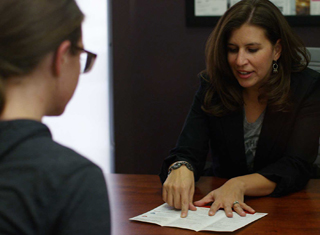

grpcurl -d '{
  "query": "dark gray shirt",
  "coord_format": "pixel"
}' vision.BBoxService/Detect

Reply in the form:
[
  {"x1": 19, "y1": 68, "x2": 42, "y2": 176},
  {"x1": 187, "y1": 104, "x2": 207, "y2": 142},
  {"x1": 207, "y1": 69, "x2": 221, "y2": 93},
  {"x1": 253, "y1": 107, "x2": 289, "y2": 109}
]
[
  {"x1": 0, "y1": 120, "x2": 111, "y2": 235},
  {"x1": 244, "y1": 110, "x2": 266, "y2": 172}
]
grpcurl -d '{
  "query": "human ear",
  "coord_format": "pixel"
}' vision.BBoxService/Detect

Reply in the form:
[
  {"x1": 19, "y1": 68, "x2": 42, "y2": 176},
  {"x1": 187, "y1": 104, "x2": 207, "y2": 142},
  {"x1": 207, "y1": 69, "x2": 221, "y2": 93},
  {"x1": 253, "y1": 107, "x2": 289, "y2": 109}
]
[
  {"x1": 53, "y1": 40, "x2": 72, "y2": 77},
  {"x1": 273, "y1": 39, "x2": 282, "y2": 61}
]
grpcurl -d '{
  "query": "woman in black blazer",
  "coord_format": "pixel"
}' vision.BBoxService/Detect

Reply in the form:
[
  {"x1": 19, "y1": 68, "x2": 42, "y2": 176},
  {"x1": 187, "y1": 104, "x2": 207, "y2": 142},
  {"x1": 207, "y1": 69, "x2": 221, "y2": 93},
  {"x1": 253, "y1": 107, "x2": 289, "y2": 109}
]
[{"x1": 160, "y1": 0, "x2": 320, "y2": 219}]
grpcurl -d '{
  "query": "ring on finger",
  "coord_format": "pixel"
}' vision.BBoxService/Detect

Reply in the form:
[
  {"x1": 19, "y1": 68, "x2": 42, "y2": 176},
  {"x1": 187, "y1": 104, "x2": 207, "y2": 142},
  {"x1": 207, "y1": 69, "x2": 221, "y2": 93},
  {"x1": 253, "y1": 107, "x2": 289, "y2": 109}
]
[{"x1": 233, "y1": 201, "x2": 240, "y2": 207}]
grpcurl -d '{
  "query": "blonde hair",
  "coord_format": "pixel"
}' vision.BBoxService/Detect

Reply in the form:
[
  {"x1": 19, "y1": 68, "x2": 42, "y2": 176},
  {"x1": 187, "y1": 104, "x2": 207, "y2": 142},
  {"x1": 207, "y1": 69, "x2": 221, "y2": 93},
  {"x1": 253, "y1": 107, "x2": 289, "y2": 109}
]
[{"x1": 0, "y1": 0, "x2": 84, "y2": 113}]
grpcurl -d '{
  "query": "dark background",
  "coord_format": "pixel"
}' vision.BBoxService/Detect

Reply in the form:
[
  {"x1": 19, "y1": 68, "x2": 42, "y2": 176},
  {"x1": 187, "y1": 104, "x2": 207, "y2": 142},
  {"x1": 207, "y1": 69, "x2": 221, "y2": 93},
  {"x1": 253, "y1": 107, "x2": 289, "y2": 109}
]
[{"x1": 111, "y1": 0, "x2": 320, "y2": 175}]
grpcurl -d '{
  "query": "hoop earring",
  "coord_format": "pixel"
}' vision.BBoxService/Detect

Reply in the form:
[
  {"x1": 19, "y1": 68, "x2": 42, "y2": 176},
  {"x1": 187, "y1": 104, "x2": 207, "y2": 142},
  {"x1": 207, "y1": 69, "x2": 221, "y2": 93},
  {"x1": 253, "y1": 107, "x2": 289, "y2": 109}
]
[{"x1": 273, "y1": 60, "x2": 278, "y2": 73}]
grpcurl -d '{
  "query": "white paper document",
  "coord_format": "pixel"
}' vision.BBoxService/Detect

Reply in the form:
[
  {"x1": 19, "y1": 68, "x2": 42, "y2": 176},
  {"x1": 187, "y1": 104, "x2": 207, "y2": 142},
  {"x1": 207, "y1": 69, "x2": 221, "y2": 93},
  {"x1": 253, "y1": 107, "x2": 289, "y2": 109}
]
[{"x1": 129, "y1": 203, "x2": 267, "y2": 232}]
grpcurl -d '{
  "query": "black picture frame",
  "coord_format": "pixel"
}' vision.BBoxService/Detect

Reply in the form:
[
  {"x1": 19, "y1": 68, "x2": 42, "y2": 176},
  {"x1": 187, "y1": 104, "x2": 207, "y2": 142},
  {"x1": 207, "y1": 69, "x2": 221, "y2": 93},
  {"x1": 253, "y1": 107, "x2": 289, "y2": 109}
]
[{"x1": 186, "y1": 0, "x2": 320, "y2": 27}]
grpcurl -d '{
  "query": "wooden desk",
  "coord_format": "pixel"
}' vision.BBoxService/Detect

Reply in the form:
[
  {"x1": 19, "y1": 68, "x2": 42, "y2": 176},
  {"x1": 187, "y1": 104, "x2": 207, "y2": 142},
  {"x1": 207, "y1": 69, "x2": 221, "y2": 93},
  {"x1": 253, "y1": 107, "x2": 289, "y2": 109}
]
[{"x1": 106, "y1": 174, "x2": 320, "y2": 235}]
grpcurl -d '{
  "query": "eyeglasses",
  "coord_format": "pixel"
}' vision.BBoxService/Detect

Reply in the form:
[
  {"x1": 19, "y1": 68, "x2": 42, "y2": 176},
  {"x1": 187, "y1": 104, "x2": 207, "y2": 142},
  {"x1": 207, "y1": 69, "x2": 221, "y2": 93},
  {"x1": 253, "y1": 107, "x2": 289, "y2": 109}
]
[{"x1": 73, "y1": 46, "x2": 97, "y2": 73}]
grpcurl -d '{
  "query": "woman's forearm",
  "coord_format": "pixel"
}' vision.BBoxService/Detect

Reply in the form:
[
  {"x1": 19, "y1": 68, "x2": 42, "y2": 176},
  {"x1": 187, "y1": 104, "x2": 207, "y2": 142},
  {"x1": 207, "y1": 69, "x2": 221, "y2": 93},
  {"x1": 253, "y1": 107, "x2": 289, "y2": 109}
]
[{"x1": 229, "y1": 173, "x2": 277, "y2": 196}]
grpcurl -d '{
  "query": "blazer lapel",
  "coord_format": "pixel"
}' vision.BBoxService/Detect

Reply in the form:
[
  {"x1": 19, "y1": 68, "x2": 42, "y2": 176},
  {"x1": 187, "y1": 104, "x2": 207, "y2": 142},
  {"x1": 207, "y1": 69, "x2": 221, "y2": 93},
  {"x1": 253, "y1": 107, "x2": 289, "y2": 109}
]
[
  {"x1": 254, "y1": 107, "x2": 292, "y2": 171},
  {"x1": 220, "y1": 109, "x2": 248, "y2": 175}
]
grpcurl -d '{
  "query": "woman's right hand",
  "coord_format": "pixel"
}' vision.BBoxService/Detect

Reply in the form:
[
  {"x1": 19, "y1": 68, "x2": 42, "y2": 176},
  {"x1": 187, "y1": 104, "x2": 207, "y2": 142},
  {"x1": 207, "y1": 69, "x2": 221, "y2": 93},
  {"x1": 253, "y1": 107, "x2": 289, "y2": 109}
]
[{"x1": 162, "y1": 165, "x2": 197, "y2": 218}]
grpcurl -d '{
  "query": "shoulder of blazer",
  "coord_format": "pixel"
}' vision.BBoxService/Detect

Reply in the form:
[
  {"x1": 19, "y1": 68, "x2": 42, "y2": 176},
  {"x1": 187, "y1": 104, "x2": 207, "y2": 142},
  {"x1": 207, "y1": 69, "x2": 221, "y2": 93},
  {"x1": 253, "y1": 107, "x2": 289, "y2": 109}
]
[
  {"x1": 198, "y1": 71, "x2": 210, "y2": 86},
  {"x1": 291, "y1": 67, "x2": 320, "y2": 88},
  {"x1": 290, "y1": 67, "x2": 320, "y2": 99},
  {"x1": 196, "y1": 71, "x2": 211, "y2": 99}
]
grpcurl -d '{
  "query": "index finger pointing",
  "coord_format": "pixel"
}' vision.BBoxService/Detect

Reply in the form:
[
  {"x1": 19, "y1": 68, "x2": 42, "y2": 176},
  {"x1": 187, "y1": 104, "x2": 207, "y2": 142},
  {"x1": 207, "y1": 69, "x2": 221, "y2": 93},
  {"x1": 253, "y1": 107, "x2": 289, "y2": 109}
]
[{"x1": 180, "y1": 193, "x2": 189, "y2": 218}]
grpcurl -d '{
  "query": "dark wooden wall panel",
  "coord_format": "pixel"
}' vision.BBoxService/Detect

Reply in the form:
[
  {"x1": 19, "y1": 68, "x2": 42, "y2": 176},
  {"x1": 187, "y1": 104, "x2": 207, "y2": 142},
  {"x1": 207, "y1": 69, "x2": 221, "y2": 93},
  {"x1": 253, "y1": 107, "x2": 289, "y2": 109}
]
[{"x1": 112, "y1": 0, "x2": 320, "y2": 174}]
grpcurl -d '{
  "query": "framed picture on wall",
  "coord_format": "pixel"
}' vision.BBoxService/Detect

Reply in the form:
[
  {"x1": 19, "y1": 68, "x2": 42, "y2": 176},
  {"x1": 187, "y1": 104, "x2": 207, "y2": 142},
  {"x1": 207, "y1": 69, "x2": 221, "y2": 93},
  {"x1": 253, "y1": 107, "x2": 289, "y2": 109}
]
[{"x1": 186, "y1": 0, "x2": 320, "y2": 27}]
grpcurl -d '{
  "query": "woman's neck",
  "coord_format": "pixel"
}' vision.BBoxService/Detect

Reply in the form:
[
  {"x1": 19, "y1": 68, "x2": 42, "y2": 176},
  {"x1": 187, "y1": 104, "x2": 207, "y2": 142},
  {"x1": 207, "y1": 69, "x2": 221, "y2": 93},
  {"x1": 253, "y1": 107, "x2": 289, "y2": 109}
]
[
  {"x1": 243, "y1": 88, "x2": 267, "y2": 123},
  {"x1": 0, "y1": 74, "x2": 53, "y2": 121}
]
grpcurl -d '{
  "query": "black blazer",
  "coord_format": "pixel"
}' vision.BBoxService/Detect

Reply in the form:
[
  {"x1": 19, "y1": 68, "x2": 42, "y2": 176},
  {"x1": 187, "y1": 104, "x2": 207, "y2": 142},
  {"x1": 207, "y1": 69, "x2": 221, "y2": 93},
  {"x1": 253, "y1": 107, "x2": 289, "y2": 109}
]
[{"x1": 160, "y1": 68, "x2": 320, "y2": 197}]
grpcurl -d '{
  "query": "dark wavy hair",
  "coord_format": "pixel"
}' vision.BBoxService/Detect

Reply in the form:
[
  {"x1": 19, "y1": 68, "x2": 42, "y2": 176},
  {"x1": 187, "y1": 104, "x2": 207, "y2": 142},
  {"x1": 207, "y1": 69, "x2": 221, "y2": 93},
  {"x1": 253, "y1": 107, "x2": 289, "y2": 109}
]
[
  {"x1": 202, "y1": 0, "x2": 310, "y2": 116},
  {"x1": 0, "y1": 0, "x2": 84, "y2": 113}
]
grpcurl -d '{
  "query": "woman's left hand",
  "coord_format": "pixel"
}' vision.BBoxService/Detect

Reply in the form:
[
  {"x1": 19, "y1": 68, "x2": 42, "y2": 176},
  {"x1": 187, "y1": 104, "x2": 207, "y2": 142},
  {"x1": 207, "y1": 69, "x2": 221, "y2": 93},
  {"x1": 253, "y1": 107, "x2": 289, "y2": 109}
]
[{"x1": 194, "y1": 178, "x2": 255, "y2": 218}]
